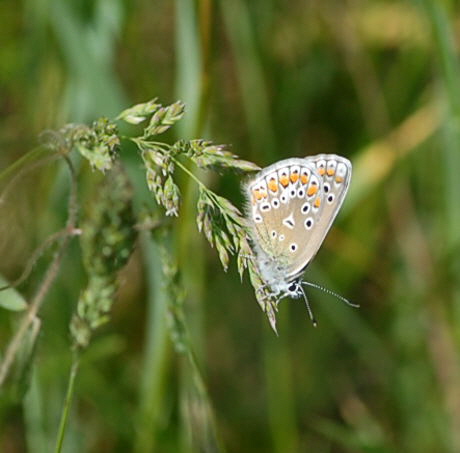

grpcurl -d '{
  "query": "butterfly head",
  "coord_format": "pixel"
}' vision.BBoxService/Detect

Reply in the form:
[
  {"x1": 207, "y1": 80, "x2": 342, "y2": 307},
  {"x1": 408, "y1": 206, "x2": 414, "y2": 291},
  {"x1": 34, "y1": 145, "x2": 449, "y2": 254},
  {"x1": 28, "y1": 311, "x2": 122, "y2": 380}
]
[{"x1": 285, "y1": 279, "x2": 304, "y2": 299}]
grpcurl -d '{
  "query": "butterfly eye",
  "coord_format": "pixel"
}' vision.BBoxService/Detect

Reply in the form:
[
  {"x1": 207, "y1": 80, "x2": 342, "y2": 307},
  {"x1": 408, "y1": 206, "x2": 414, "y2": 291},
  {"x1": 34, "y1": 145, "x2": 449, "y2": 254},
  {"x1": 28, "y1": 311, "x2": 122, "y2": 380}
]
[{"x1": 288, "y1": 282, "x2": 297, "y2": 292}]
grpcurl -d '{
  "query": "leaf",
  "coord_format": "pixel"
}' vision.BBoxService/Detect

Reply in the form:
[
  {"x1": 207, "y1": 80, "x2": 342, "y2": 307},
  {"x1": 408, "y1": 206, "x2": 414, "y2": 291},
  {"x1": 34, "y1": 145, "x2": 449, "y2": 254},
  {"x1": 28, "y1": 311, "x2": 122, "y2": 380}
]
[{"x1": 0, "y1": 275, "x2": 27, "y2": 311}]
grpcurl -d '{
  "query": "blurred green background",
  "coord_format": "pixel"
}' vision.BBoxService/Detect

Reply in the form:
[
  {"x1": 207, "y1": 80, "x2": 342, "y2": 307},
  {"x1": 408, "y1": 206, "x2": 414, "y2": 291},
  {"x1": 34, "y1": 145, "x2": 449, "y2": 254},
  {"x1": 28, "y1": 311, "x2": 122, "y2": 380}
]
[{"x1": 2, "y1": 0, "x2": 460, "y2": 452}]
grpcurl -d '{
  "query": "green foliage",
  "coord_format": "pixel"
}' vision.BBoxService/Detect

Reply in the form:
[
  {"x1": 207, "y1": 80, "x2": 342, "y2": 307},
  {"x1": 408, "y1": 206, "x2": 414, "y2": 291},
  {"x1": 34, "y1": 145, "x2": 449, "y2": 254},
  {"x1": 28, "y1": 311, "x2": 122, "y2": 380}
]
[
  {"x1": 2, "y1": 1, "x2": 460, "y2": 453},
  {"x1": 116, "y1": 98, "x2": 162, "y2": 125},
  {"x1": 0, "y1": 95, "x2": 264, "y2": 451},
  {"x1": 0, "y1": 275, "x2": 27, "y2": 311},
  {"x1": 180, "y1": 139, "x2": 260, "y2": 172},
  {"x1": 74, "y1": 118, "x2": 120, "y2": 172},
  {"x1": 70, "y1": 166, "x2": 137, "y2": 350}
]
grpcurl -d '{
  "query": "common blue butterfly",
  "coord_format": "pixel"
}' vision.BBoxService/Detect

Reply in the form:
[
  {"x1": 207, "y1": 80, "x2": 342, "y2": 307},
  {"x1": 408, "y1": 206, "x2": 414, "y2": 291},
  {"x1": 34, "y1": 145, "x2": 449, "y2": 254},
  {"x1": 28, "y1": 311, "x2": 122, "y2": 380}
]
[{"x1": 245, "y1": 154, "x2": 356, "y2": 327}]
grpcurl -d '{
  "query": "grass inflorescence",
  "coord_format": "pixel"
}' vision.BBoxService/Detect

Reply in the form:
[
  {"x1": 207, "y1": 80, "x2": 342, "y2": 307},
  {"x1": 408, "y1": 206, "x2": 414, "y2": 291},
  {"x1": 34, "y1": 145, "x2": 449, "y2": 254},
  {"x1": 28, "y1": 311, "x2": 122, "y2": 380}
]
[{"x1": 0, "y1": 97, "x2": 277, "y2": 451}]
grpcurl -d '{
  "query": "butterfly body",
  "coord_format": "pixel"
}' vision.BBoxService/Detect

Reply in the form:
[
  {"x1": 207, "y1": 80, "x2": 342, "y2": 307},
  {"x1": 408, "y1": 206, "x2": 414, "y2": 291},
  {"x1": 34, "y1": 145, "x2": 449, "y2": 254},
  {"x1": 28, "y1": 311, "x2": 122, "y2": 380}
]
[
  {"x1": 245, "y1": 154, "x2": 352, "y2": 307},
  {"x1": 250, "y1": 241, "x2": 304, "y2": 297}
]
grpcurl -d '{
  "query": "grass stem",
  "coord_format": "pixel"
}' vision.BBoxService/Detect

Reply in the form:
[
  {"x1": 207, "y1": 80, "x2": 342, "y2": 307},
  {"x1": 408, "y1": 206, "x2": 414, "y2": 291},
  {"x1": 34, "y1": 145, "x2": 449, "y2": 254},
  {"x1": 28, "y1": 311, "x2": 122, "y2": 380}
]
[{"x1": 54, "y1": 353, "x2": 80, "y2": 453}]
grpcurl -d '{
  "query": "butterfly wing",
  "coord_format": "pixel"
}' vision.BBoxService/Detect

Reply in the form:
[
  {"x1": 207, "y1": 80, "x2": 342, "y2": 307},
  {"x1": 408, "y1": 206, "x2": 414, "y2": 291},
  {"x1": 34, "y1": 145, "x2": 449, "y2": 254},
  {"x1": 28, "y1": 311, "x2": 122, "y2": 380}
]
[
  {"x1": 288, "y1": 154, "x2": 352, "y2": 277},
  {"x1": 246, "y1": 158, "x2": 324, "y2": 266},
  {"x1": 245, "y1": 154, "x2": 351, "y2": 279}
]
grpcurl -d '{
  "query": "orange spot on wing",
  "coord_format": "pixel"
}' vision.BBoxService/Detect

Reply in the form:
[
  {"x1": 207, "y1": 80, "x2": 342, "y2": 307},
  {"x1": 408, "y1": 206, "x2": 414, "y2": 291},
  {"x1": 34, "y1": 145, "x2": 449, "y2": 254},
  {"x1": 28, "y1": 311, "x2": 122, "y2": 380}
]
[
  {"x1": 253, "y1": 189, "x2": 263, "y2": 201},
  {"x1": 327, "y1": 168, "x2": 335, "y2": 176},
  {"x1": 318, "y1": 167, "x2": 326, "y2": 175},
  {"x1": 290, "y1": 173, "x2": 299, "y2": 183},
  {"x1": 314, "y1": 197, "x2": 321, "y2": 208},
  {"x1": 268, "y1": 179, "x2": 278, "y2": 192},
  {"x1": 307, "y1": 185, "x2": 318, "y2": 196},
  {"x1": 260, "y1": 190, "x2": 268, "y2": 198},
  {"x1": 335, "y1": 176, "x2": 344, "y2": 183},
  {"x1": 279, "y1": 175, "x2": 289, "y2": 187},
  {"x1": 300, "y1": 174, "x2": 309, "y2": 184}
]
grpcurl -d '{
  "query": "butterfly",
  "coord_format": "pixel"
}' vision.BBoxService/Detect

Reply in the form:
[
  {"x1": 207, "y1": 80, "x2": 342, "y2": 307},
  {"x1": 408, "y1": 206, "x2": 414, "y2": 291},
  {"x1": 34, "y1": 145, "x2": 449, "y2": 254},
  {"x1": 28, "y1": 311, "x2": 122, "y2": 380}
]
[{"x1": 244, "y1": 154, "x2": 356, "y2": 327}]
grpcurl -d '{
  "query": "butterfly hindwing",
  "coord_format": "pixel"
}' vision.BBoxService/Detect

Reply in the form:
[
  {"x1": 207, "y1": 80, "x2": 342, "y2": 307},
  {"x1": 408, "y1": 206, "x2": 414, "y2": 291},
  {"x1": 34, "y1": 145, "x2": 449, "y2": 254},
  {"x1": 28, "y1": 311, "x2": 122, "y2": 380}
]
[{"x1": 245, "y1": 155, "x2": 351, "y2": 279}]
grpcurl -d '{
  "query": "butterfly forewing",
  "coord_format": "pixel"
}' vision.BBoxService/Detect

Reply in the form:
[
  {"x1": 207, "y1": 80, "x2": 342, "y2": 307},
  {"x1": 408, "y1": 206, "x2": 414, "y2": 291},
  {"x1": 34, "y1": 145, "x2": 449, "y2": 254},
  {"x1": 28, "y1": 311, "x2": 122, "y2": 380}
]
[{"x1": 287, "y1": 154, "x2": 352, "y2": 277}]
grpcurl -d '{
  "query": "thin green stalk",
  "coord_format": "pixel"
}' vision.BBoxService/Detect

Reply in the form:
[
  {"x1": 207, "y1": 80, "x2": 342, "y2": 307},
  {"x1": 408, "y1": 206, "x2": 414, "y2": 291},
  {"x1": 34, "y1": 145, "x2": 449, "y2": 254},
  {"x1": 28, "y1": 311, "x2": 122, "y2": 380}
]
[
  {"x1": 131, "y1": 137, "x2": 210, "y2": 191},
  {"x1": 173, "y1": 158, "x2": 208, "y2": 190},
  {"x1": 174, "y1": 158, "x2": 246, "y2": 233},
  {"x1": 0, "y1": 147, "x2": 50, "y2": 184},
  {"x1": 0, "y1": 156, "x2": 78, "y2": 387},
  {"x1": 130, "y1": 138, "x2": 170, "y2": 151},
  {"x1": 0, "y1": 228, "x2": 69, "y2": 292},
  {"x1": 0, "y1": 151, "x2": 60, "y2": 204},
  {"x1": 133, "y1": 235, "x2": 172, "y2": 453},
  {"x1": 219, "y1": 2, "x2": 300, "y2": 451},
  {"x1": 418, "y1": 0, "x2": 460, "y2": 248},
  {"x1": 175, "y1": 1, "x2": 216, "y2": 452},
  {"x1": 54, "y1": 353, "x2": 80, "y2": 453},
  {"x1": 219, "y1": 0, "x2": 276, "y2": 160},
  {"x1": 263, "y1": 311, "x2": 299, "y2": 453}
]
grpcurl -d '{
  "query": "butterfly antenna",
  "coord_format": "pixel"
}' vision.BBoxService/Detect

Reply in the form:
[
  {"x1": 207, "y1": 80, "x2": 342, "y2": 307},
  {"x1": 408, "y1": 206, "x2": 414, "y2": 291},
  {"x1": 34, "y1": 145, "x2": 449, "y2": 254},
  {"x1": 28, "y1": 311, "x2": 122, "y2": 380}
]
[
  {"x1": 299, "y1": 285, "x2": 318, "y2": 327},
  {"x1": 302, "y1": 281, "x2": 360, "y2": 308}
]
